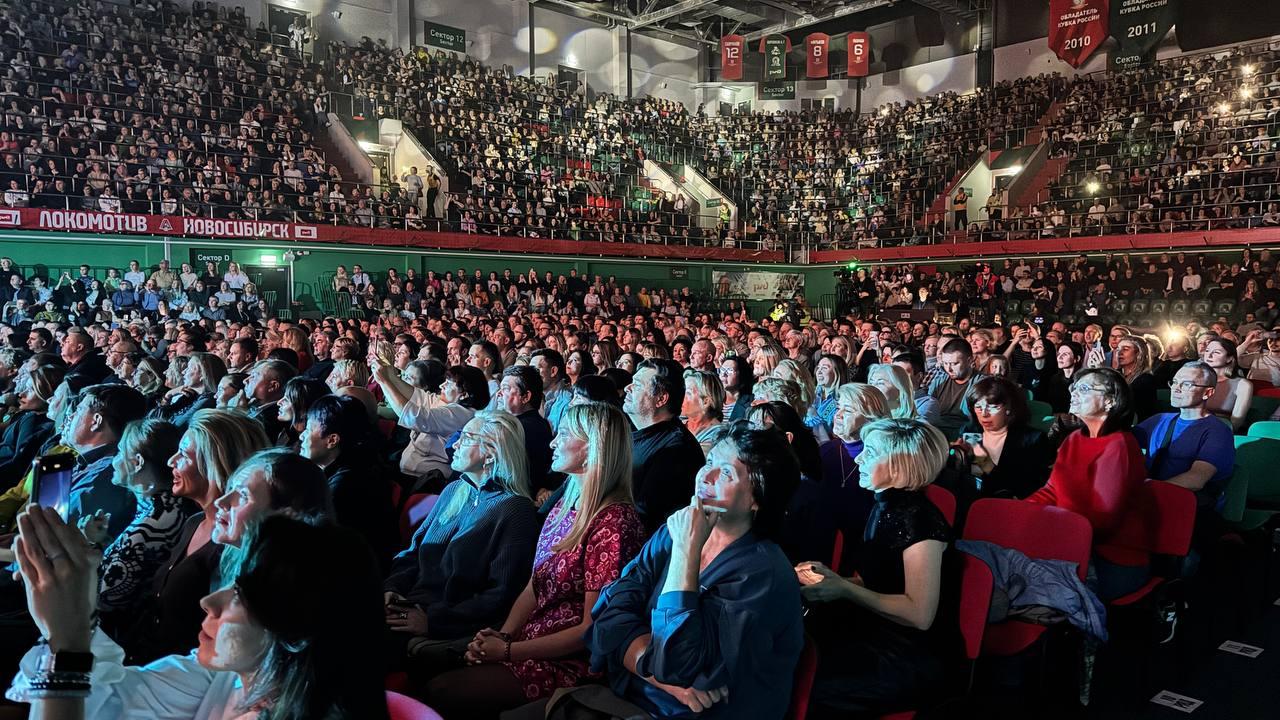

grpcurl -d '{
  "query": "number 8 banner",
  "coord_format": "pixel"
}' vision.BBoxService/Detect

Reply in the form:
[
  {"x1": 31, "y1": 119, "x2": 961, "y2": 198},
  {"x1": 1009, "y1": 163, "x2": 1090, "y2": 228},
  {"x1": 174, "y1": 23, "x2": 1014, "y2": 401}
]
[
  {"x1": 846, "y1": 31, "x2": 870, "y2": 78},
  {"x1": 1048, "y1": 0, "x2": 1109, "y2": 68},
  {"x1": 805, "y1": 33, "x2": 830, "y2": 79}
]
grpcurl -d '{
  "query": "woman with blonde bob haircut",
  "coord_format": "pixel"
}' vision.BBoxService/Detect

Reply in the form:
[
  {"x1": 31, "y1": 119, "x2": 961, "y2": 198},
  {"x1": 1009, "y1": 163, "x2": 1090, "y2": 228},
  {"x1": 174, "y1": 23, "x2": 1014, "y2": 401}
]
[
  {"x1": 798, "y1": 418, "x2": 953, "y2": 717},
  {"x1": 430, "y1": 403, "x2": 647, "y2": 718},
  {"x1": 754, "y1": 377, "x2": 807, "y2": 419},
  {"x1": 867, "y1": 363, "x2": 918, "y2": 419},
  {"x1": 682, "y1": 369, "x2": 725, "y2": 451},
  {"x1": 383, "y1": 409, "x2": 541, "y2": 686}
]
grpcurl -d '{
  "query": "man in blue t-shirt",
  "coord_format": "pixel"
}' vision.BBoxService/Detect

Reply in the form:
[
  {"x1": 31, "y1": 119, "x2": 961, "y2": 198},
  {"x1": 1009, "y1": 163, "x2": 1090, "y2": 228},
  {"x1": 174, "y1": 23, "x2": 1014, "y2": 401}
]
[{"x1": 1134, "y1": 362, "x2": 1235, "y2": 512}]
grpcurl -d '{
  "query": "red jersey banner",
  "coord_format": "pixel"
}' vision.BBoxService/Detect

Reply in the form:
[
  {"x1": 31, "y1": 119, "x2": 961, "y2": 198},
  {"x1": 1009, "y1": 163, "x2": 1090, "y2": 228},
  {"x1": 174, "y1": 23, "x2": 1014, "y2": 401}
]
[
  {"x1": 805, "y1": 33, "x2": 830, "y2": 79},
  {"x1": 720, "y1": 35, "x2": 746, "y2": 81},
  {"x1": 846, "y1": 32, "x2": 870, "y2": 77},
  {"x1": 1048, "y1": 0, "x2": 1109, "y2": 68}
]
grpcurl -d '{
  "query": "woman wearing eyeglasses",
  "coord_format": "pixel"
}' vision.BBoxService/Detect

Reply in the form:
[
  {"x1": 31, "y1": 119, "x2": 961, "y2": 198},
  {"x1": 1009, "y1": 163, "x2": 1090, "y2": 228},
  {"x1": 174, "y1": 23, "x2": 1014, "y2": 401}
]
[
  {"x1": 382, "y1": 410, "x2": 540, "y2": 688},
  {"x1": 953, "y1": 376, "x2": 1053, "y2": 499},
  {"x1": 1028, "y1": 368, "x2": 1147, "y2": 600}
]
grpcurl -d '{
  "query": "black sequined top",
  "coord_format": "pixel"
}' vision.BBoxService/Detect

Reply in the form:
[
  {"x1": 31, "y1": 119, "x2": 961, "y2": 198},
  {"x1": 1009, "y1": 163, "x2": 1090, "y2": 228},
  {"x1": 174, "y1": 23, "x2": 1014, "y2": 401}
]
[{"x1": 859, "y1": 488, "x2": 953, "y2": 596}]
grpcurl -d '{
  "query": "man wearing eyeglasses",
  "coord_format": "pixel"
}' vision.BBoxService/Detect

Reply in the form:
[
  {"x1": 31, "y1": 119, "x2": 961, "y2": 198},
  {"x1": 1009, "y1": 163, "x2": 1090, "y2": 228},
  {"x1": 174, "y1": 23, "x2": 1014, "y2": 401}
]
[{"x1": 1133, "y1": 361, "x2": 1235, "y2": 519}]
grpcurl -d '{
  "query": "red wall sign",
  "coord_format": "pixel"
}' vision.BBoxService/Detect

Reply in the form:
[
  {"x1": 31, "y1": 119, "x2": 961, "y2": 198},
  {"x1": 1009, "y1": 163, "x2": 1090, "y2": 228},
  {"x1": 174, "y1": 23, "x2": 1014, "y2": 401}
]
[{"x1": 1048, "y1": 0, "x2": 1109, "y2": 68}]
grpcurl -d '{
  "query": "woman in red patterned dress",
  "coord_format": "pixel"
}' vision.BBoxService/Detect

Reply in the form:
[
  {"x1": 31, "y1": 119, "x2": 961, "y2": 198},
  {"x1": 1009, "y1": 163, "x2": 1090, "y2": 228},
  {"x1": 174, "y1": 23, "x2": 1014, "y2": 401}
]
[{"x1": 427, "y1": 402, "x2": 647, "y2": 719}]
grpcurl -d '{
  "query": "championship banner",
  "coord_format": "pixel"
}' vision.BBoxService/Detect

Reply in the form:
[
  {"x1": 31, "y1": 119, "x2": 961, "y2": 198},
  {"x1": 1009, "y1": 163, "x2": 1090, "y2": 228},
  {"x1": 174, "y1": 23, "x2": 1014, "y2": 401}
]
[
  {"x1": 712, "y1": 270, "x2": 804, "y2": 301},
  {"x1": 1110, "y1": 0, "x2": 1174, "y2": 59},
  {"x1": 720, "y1": 34, "x2": 746, "y2": 81},
  {"x1": 805, "y1": 33, "x2": 830, "y2": 79},
  {"x1": 846, "y1": 32, "x2": 871, "y2": 77},
  {"x1": 1048, "y1": 0, "x2": 1109, "y2": 68},
  {"x1": 759, "y1": 34, "x2": 791, "y2": 81}
]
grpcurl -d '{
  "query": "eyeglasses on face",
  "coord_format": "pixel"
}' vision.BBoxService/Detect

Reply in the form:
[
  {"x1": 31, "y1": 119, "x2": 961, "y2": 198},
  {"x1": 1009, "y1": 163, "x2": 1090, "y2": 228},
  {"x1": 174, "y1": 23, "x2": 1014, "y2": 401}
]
[
  {"x1": 1168, "y1": 380, "x2": 1213, "y2": 391},
  {"x1": 1069, "y1": 384, "x2": 1108, "y2": 396}
]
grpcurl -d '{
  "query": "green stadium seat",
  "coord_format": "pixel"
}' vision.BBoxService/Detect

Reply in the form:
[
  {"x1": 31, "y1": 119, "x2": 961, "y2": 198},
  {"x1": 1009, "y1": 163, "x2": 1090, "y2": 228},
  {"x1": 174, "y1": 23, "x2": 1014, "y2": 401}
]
[
  {"x1": 1019, "y1": 299, "x2": 1035, "y2": 314},
  {"x1": 1213, "y1": 300, "x2": 1235, "y2": 317},
  {"x1": 1110, "y1": 299, "x2": 1129, "y2": 315},
  {"x1": 1027, "y1": 400, "x2": 1053, "y2": 421},
  {"x1": 1148, "y1": 299, "x2": 1168, "y2": 317},
  {"x1": 1230, "y1": 436, "x2": 1280, "y2": 530},
  {"x1": 1247, "y1": 421, "x2": 1280, "y2": 440},
  {"x1": 1169, "y1": 299, "x2": 1190, "y2": 318},
  {"x1": 1191, "y1": 300, "x2": 1212, "y2": 316},
  {"x1": 1129, "y1": 299, "x2": 1149, "y2": 316}
]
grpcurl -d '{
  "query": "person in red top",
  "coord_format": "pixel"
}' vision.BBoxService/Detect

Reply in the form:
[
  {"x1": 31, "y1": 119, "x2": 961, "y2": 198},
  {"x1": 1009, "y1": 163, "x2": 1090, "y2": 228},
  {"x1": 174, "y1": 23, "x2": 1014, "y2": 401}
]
[{"x1": 1027, "y1": 367, "x2": 1149, "y2": 601}]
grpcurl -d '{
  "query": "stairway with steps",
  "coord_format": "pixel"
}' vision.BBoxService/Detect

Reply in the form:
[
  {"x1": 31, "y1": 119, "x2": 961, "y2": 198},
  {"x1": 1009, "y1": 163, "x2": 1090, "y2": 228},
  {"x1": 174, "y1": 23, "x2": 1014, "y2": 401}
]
[
  {"x1": 1009, "y1": 155, "x2": 1069, "y2": 210},
  {"x1": 918, "y1": 168, "x2": 968, "y2": 228},
  {"x1": 1024, "y1": 100, "x2": 1064, "y2": 147}
]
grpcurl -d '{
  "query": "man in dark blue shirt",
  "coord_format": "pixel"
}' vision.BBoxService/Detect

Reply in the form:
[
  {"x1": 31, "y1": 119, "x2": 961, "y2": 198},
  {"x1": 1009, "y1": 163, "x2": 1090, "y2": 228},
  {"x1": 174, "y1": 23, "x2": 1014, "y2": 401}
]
[
  {"x1": 1134, "y1": 362, "x2": 1235, "y2": 513},
  {"x1": 624, "y1": 360, "x2": 704, "y2": 533}
]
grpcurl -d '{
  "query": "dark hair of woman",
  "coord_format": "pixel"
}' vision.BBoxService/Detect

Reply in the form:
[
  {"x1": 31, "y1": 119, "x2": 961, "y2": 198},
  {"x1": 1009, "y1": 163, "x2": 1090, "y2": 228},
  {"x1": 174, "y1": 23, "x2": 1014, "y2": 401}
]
[
  {"x1": 746, "y1": 401, "x2": 821, "y2": 481},
  {"x1": 710, "y1": 422, "x2": 801, "y2": 541},
  {"x1": 965, "y1": 375, "x2": 1030, "y2": 426},
  {"x1": 573, "y1": 374, "x2": 623, "y2": 407},
  {"x1": 446, "y1": 364, "x2": 491, "y2": 410},
  {"x1": 724, "y1": 354, "x2": 755, "y2": 395},
  {"x1": 234, "y1": 514, "x2": 389, "y2": 720}
]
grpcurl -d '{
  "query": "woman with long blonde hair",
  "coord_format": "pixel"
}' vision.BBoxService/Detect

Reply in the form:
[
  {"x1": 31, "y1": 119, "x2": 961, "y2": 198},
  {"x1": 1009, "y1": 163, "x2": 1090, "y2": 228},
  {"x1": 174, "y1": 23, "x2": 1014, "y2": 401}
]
[
  {"x1": 117, "y1": 408, "x2": 269, "y2": 663},
  {"x1": 382, "y1": 409, "x2": 541, "y2": 678},
  {"x1": 430, "y1": 402, "x2": 646, "y2": 718},
  {"x1": 280, "y1": 326, "x2": 314, "y2": 371},
  {"x1": 772, "y1": 358, "x2": 816, "y2": 418},
  {"x1": 867, "y1": 363, "x2": 918, "y2": 419}
]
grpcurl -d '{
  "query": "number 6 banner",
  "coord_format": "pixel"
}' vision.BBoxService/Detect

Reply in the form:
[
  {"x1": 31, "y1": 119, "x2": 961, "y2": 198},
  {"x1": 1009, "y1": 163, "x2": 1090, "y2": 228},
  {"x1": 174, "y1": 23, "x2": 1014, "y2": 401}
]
[
  {"x1": 846, "y1": 31, "x2": 870, "y2": 77},
  {"x1": 805, "y1": 33, "x2": 830, "y2": 79},
  {"x1": 1048, "y1": 0, "x2": 1109, "y2": 68}
]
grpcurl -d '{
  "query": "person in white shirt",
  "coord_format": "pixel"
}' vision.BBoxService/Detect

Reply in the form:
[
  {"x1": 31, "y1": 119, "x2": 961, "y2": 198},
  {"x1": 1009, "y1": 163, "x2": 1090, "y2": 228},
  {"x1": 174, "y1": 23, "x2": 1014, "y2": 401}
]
[
  {"x1": 7, "y1": 509, "x2": 389, "y2": 720},
  {"x1": 123, "y1": 260, "x2": 146, "y2": 288},
  {"x1": 1238, "y1": 328, "x2": 1280, "y2": 386}
]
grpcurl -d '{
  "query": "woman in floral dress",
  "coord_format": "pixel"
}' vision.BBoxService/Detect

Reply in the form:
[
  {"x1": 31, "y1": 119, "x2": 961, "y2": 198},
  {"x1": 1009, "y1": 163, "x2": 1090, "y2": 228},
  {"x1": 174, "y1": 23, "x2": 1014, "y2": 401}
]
[{"x1": 427, "y1": 402, "x2": 647, "y2": 719}]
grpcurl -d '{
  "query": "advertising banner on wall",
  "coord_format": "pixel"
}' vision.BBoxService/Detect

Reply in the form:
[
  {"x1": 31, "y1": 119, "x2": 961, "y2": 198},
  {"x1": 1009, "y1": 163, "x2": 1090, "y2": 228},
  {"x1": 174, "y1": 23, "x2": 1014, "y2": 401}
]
[
  {"x1": 0, "y1": 208, "x2": 783, "y2": 262},
  {"x1": 1110, "y1": 0, "x2": 1175, "y2": 59},
  {"x1": 759, "y1": 34, "x2": 791, "y2": 80},
  {"x1": 712, "y1": 270, "x2": 805, "y2": 300},
  {"x1": 1048, "y1": 0, "x2": 1110, "y2": 68},
  {"x1": 720, "y1": 34, "x2": 746, "y2": 81},
  {"x1": 805, "y1": 33, "x2": 831, "y2": 79},
  {"x1": 423, "y1": 21, "x2": 466, "y2": 52},
  {"x1": 846, "y1": 32, "x2": 871, "y2": 77}
]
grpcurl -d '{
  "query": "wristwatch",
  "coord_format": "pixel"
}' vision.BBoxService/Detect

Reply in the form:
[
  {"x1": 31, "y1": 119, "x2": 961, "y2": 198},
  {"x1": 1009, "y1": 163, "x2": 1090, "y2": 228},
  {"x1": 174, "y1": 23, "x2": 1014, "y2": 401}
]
[{"x1": 36, "y1": 647, "x2": 94, "y2": 675}]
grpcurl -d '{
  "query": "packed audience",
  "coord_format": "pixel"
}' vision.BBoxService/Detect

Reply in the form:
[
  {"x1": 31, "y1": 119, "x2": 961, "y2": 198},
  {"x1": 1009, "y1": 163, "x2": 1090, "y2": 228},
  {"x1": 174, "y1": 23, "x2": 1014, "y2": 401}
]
[
  {"x1": 0, "y1": 1, "x2": 1276, "y2": 254},
  {"x1": 973, "y1": 42, "x2": 1280, "y2": 239},
  {"x1": 0, "y1": 244, "x2": 1270, "y2": 719}
]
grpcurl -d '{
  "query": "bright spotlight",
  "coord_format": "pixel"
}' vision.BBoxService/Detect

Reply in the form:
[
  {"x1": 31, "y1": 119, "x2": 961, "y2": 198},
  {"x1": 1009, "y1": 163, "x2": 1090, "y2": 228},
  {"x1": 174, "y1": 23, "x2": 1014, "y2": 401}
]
[
  {"x1": 1217, "y1": 102, "x2": 1231, "y2": 114},
  {"x1": 1240, "y1": 86, "x2": 1254, "y2": 99},
  {"x1": 1086, "y1": 181, "x2": 1100, "y2": 194},
  {"x1": 1243, "y1": 64, "x2": 1255, "y2": 76},
  {"x1": 1008, "y1": 165, "x2": 1023, "y2": 174}
]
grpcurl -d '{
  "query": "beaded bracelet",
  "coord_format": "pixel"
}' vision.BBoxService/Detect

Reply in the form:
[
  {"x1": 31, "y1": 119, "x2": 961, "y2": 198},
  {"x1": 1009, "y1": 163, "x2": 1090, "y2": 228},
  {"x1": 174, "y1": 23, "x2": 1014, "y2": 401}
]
[{"x1": 503, "y1": 639, "x2": 512, "y2": 663}]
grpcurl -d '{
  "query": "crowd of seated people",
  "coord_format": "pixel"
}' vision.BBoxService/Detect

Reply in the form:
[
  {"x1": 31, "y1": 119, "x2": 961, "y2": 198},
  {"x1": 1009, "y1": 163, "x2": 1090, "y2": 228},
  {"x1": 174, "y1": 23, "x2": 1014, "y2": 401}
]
[
  {"x1": 971, "y1": 42, "x2": 1280, "y2": 239},
  {"x1": 0, "y1": 244, "x2": 1267, "y2": 718},
  {"x1": 0, "y1": 0, "x2": 431, "y2": 229},
  {"x1": 689, "y1": 74, "x2": 1063, "y2": 249},
  {"x1": 0, "y1": 0, "x2": 1274, "y2": 256}
]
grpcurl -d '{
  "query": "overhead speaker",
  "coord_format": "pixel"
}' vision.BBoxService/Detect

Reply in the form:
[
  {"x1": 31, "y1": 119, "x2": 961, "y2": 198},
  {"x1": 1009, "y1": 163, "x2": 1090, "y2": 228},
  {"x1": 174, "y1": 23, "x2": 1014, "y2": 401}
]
[
  {"x1": 881, "y1": 42, "x2": 908, "y2": 71},
  {"x1": 914, "y1": 9, "x2": 945, "y2": 47}
]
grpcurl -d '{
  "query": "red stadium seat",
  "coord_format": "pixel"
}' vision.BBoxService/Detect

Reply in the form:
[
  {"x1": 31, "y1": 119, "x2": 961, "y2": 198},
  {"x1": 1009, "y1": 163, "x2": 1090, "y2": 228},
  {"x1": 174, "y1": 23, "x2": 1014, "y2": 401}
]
[
  {"x1": 924, "y1": 484, "x2": 957, "y2": 526},
  {"x1": 786, "y1": 634, "x2": 819, "y2": 720},
  {"x1": 962, "y1": 499, "x2": 1092, "y2": 656},
  {"x1": 1104, "y1": 481, "x2": 1197, "y2": 608},
  {"x1": 399, "y1": 493, "x2": 440, "y2": 545}
]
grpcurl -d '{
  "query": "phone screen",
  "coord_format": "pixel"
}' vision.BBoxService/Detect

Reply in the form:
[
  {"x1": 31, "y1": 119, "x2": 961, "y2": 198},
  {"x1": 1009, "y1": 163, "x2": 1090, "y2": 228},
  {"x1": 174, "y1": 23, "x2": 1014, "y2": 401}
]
[{"x1": 34, "y1": 453, "x2": 76, "y2": 521}]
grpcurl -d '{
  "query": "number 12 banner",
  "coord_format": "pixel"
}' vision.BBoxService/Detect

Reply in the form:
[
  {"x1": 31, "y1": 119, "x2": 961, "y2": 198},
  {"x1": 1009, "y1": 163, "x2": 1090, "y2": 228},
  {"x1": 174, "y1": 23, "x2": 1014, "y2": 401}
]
[{"x1": 1048, "y1": 0, "x2": 1109, "y2": 68}]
